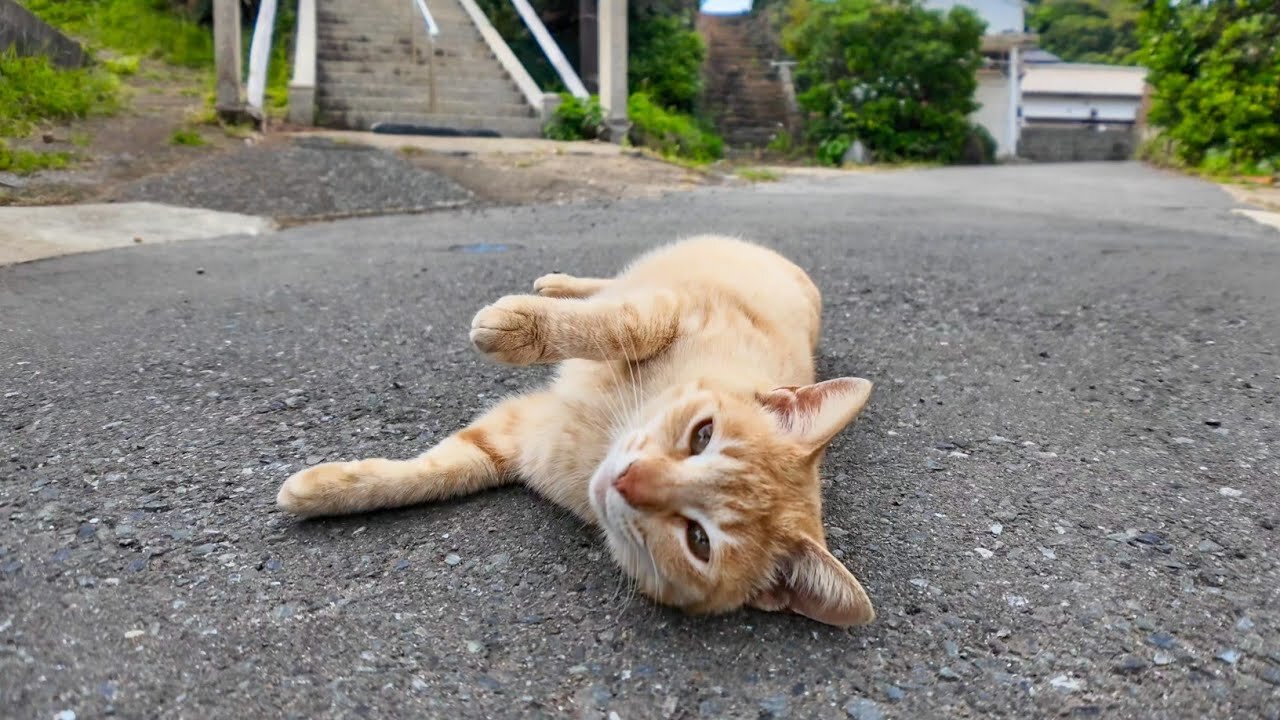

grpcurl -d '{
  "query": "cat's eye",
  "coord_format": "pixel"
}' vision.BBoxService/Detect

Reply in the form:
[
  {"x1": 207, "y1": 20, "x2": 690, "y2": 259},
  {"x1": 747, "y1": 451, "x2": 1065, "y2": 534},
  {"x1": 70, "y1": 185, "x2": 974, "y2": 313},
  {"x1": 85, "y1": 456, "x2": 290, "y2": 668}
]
[
  {"x1": 689, "y1": 419, "x2": 713, "y2": 455},
  {"x1": 685, "y1": 519, "x2": 711, "y2": 562}
]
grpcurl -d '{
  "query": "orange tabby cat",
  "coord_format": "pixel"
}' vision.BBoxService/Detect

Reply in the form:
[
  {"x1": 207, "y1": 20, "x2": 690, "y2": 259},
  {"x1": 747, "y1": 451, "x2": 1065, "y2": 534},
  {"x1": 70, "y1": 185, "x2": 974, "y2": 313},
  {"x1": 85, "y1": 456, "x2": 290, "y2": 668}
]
[{"x1": 277, "y1": 235, "x2": 876, "y2": 626}]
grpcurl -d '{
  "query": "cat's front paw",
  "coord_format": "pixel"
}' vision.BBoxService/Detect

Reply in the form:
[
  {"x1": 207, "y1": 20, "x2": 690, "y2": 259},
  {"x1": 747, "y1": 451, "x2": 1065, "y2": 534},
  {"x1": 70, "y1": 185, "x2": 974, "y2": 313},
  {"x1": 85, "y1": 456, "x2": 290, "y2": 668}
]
[
  {"x1": 533, "y1": 273, "x2": 579, "y2": 298},
  {"x1": 469, "y1": 295, "x2": 551, "y2": 365},
  {"x1": 277, "y1": 462, "x2": 352, "y2": 517}
]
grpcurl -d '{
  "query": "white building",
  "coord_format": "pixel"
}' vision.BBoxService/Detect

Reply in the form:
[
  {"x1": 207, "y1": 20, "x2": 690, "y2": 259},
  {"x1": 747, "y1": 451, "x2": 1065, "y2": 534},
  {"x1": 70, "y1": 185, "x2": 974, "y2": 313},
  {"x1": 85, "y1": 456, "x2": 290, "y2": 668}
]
[
  {"x1": 924, "y1": 0, "x2": 1034, "y2": 159},
  {"x1": 1021, "y1": 63, "x2": 1148, "y2": 125}
]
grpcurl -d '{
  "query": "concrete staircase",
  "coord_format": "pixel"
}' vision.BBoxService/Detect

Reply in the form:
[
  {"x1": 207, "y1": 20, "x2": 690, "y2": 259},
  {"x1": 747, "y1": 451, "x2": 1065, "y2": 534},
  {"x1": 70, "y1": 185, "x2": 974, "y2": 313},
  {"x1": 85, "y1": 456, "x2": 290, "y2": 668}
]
[
  {"x1": 315, "y1": 0, "x2": 543, "y2": 135},
  {"x1": 697, "y1": 12, "x2": 795, "y2": 147}
]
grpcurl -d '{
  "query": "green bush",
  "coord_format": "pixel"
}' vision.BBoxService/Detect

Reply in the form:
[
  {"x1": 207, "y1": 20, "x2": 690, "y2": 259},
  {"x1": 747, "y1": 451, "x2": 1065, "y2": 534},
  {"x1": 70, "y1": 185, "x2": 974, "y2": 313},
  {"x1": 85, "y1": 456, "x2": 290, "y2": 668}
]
[
  {"x1": 0, "y1": 50, "x2": 121, "y2": 137},
  {"x1": 627, "y1": 91, "x2": 722, "y2": 163},
  {"x1": 1136, "y1": 0, "x2": 1279, "y2": 175},
  {"x1": 628, "y1": 9, "x2": 705, "y2": 113},
  {"x1": 543, "y1": 93, "x2": 605, "y2": 141},
  {"x1": 24, "y1": 0, "x2": 215, "y2": 68},
  {"x1": 782, "y1": 0, "x2": 985, "y2": 165}
]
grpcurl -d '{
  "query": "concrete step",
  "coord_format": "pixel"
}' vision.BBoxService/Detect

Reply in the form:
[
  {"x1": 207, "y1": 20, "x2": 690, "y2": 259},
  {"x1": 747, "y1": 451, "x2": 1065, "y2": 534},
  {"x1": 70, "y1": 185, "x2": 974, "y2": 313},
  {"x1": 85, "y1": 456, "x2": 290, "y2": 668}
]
[
  {"x1": 316, "y1": 109, "x2": 544, "y2": 136},
  {"x1": 317, "y1": 67, "x2": 526, "y2": 89},
  {"x1": 317, "y1": 97, "x2": 535, "y2": 118},
  {"x1": 316, "y1": 60, "x2": 519, "y2": 79},
  {"x1": 319, "y1": 81, "x2": 526, "y2": 101}
]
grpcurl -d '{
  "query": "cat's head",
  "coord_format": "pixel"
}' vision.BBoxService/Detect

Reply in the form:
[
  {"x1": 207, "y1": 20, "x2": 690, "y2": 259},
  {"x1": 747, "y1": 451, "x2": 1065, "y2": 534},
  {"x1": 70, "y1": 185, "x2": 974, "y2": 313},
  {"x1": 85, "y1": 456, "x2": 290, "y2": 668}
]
[{"x1": 587, "y1": 376, "x2": 875, "y2": 627}]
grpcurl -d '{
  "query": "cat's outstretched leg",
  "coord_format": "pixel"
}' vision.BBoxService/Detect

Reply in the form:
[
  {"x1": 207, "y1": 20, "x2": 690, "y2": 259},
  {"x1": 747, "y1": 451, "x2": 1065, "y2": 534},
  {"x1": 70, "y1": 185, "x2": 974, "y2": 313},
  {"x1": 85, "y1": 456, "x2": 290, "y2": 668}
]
[
  {"x1": 533, "y1": 273, "x2": 610, "y2": 299},
  {"x1": 276, "y1": 393, "x2": 546, "y2": 517},
  {"x1": 470, "y1": 289, "x2": 680, "y2": 365}
]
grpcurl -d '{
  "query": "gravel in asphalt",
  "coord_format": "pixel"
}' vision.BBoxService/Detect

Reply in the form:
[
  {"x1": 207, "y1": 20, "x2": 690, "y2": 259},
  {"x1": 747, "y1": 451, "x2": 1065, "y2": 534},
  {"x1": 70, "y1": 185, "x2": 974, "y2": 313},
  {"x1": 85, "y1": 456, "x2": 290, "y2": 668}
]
[{"x1": 2, "y1": 162, "x2": 1278, "y2": 718}]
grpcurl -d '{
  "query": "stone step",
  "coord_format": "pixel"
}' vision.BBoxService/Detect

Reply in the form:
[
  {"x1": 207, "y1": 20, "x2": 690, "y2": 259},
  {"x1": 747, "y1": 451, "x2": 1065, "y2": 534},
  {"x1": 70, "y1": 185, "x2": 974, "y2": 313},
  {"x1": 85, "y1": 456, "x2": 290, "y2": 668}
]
[{"x1": 316, "y1": 109, "x2": 544, "y2": 136}]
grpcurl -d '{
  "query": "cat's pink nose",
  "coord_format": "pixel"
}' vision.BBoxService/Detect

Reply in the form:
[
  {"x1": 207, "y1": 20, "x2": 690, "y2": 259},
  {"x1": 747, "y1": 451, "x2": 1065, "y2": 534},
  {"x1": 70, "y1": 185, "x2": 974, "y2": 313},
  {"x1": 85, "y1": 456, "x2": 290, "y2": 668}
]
[{"x1": 612, "y1": 462, "x2": 641, "y2": 506}]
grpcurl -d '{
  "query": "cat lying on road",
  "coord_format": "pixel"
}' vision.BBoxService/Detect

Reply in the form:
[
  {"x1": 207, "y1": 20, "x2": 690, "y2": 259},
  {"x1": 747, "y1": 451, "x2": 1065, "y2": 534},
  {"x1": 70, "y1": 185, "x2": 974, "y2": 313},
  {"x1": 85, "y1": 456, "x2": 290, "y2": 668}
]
[{"x1": 277, "y1": 235, "x2": 876, "y2": 627}]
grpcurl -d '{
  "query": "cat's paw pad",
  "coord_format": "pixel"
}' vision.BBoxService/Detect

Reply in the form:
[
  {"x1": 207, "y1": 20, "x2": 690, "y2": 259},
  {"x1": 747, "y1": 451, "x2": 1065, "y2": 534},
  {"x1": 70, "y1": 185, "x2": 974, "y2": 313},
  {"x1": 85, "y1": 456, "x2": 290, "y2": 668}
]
[
  {"x1": 470, "y1": 295, "x2": 550, "y2": 365},
  {"x1": 277, "y1": 462, "x2": 351, "y2": 517},
  {"x1": 533, "y1": 273, "x2": 580, "y2": 298}
]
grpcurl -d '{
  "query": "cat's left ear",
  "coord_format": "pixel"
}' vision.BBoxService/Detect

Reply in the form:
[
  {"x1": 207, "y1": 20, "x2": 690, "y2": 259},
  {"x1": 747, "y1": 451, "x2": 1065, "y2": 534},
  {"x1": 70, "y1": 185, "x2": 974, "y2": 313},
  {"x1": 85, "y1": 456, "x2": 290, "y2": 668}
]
[
  {"x1": 750, "y1": 537, "x2": 875, "y2": 627},
  {"x1": 758, "y1": 377, "x2": 873, "y2": 452}
]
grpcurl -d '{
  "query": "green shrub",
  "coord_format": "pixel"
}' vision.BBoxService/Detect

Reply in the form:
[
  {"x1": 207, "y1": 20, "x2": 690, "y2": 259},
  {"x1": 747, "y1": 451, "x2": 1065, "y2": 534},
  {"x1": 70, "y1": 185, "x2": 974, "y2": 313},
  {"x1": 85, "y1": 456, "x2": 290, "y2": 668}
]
[
  {"x1": 1136, "y1": 0, "x2": 1279, "y2": 174},
  {"x1": 24, "y1": 0, "x2": 215, "y2": 68},
  {"x1": 628, "y1": 9, "x2": 705, "y2": 114},
  {"x1": 543, "y1": 93, "x2": 605, "y2": 141},
  {"x1": 782, "y1": 0, "x2": 985, "y2": 165},
  {"x1": 627, "y1": 91, "x2": 722, "y2": 163},
  {"x1": 958, "y1": 123, "x2": 997, "y2": 165},
  {"x1": 0, "y1": 50, "x2": 121, "y2": 137},
  {"x1": 0, "y1": 140, "x2": 72, "y2": 175}
]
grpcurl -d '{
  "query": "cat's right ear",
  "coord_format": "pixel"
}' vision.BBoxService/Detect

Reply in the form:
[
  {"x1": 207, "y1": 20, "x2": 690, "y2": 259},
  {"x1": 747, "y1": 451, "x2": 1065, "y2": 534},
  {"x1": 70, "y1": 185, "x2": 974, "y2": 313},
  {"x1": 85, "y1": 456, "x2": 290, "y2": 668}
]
[{"x1": 758, "y1": 377, "x2": 873, "y2": 452}]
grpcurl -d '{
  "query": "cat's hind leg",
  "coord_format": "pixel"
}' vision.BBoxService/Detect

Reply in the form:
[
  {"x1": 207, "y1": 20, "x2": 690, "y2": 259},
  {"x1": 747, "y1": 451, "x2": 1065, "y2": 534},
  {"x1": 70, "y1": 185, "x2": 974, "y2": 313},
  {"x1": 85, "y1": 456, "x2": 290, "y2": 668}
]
[
  {"x1": 276, "y1": 393, "x2": 546, "y2": 518},
  {"x1": 533, "y1": 273, "x2": 610, "y2": 299}
]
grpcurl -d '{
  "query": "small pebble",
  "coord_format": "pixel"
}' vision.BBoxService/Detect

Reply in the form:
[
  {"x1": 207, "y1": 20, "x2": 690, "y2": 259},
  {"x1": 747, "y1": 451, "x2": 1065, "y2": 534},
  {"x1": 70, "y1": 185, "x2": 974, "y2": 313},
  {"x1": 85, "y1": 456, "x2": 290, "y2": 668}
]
[
  {"x1": 1148, "y1": 632, "x2": 1177, "y2": 649},
  {"x1": 124, "y1": 630, "x2": 145, "y2": 639},
  {"x1": 1236, "y1": 616, "x2": 1254, "y2": 632},
  {"x1": 1171, "y1": 437, "x2": 1194, "y2": 445},
  {"x1": 1112, "y1": 654, "x2": 1146, "y2": 675},
  {"x1": 844, "y1": 697, "x2": 885, "y2": 720},
  {"x1": 1049, "y1": 675, "x2": 1083, "y2": 692},
  {"x1": 1153, "y1": 651, "x2": 1174, "y2": 666},
  {"x1": 884, "y1": 686, "x2": 905, "y2": 702},
  {"x1": 974, "y1": 548, "x2": 994, "y2": 559},
  {"x1": 444, "y1": 553, "x2": 461, "y2": 566},
  {"x1": 990, "y1": 523, "x2": 1003, "y2": 536},
  {"x1": 1198, "y1": 539, "x2": 1223, "y2": 553},
  {"x1": 55, "y1": 712, "x2": 76, "y2": 720},
  {"x1": 1219, "y1": 487, "x2": 1243, "y2": 498},
  {"x1": 1216, "y1": 649, "x2": 1242, "y2": 665},
  {"x1": 938, "y1": 666, "x2": 961, "y2": 681},
  {"x1": 758, "y1": 695, "x2": 788, "y2": 718}
]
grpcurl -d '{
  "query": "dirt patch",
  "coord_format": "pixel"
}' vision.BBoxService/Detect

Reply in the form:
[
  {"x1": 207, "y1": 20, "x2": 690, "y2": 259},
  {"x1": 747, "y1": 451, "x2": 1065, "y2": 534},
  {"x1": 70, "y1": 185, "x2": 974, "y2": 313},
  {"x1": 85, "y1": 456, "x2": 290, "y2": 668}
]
[
  {"x1": 0, "y1": 62, "x2": 249, "y2": 206},
  {"x1": 399, "y1": 145, "x2": 715, "y2": 206}
]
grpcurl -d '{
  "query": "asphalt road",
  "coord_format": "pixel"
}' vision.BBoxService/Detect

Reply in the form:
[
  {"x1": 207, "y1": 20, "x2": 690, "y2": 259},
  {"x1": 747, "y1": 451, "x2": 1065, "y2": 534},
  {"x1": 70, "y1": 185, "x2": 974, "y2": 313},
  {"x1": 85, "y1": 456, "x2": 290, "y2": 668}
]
[{"x1": 2, "y1": 163, "x2": 1278, "y2": 719}]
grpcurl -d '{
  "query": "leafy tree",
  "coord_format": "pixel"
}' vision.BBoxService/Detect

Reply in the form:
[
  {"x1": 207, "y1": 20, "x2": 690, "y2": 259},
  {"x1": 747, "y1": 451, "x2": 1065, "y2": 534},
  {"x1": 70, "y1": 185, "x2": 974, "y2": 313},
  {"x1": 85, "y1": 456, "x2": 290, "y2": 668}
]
[
  {"x1": 1026, "y1": 0, "x2": 1139, "y2": 64},
  {"x1": 1137, "y1": 0, "x2": 1280, "y2": 173},
  {"x1": 781, "y1": 0, "x2": 985, "y2": 164}
]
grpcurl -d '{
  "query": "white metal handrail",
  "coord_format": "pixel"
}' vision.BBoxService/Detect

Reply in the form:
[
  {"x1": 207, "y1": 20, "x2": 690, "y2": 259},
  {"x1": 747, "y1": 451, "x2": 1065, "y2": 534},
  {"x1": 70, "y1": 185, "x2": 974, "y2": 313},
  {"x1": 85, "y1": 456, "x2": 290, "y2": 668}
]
[
  {"x1": 508, "y1": 0, "x2": 588, "y2": 99},
  {"x1": 414, "y1": 0, "x2": 440, "y2": 37},
  {"x1": 245, "y1": 0, "x2": 278, "y2": 114}
]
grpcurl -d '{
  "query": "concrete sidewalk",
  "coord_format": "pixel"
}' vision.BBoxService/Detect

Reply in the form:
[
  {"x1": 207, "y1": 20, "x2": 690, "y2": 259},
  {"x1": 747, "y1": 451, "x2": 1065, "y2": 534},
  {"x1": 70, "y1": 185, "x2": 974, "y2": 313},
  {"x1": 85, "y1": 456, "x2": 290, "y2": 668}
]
[{"x1": 0, "y1": 202, "x2": 274, "y2": 266}]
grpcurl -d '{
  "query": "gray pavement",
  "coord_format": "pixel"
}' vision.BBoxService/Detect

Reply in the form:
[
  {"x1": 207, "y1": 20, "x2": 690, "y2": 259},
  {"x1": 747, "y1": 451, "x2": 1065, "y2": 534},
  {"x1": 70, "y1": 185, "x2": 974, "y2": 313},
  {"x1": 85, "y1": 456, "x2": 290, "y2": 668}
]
[{"x1": 2, "y1": 162, "x2": 1278, "y2": 719}]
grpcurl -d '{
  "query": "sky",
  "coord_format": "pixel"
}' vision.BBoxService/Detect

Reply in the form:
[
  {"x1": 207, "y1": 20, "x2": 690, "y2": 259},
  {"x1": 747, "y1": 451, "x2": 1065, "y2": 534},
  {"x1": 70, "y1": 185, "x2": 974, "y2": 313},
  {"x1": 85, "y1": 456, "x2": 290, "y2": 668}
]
[{"x1": 700, "y1": 0, "x2": 754, "y2": 15}]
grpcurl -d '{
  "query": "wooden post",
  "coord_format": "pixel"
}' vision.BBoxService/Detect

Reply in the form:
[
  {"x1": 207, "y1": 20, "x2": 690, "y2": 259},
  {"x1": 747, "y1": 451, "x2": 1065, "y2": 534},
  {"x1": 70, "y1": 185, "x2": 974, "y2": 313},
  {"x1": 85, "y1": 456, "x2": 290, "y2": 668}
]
[{"x1": 213, "y1": 0, "x2": 244, "y2": 118}]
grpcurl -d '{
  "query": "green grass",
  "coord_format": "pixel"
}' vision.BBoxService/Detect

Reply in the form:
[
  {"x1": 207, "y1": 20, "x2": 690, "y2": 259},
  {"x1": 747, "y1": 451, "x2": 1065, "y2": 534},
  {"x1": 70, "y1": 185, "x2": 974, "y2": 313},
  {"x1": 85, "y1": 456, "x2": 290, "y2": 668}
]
[
  {"x1": 736, "y1": 167, "x2": 781, "y2": 182},
  {"x1": 0, "y1": 50, "x2": 121, "y2": 137},
  {"x1": 169, "y1": 128, "x2": 206, "y2": 146},
  {"x1": 0, "y1": 141, "x2": 73, "y2": 175},
  {"x1": 23, "y1": 0, "x2": 214, "y2": 69}
]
